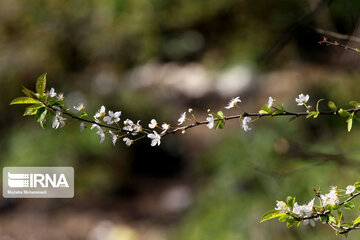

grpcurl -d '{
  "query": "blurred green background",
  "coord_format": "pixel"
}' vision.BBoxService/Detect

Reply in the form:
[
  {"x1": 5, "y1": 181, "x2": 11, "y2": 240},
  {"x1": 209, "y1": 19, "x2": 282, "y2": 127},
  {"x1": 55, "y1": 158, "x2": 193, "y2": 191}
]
[{"x1": 2, "y1": 0, "x2": 360, "y2": 239}]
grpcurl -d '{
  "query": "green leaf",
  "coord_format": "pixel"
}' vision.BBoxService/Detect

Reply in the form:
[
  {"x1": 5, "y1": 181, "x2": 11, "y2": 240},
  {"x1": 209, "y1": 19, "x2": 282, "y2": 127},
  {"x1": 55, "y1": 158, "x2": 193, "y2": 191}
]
[
  {"x1": 319, "y1": 215, "x2": 328, "y2": 223},
  {"x1": 286, "y1": 219, "x2": 300, "y2": 228},
  {"x1": 217, "y1": 111, "x2": 225, "y2": 119},
  {"x1": 328, "y1": 101, "x2": 337, "y2": 111},
  {"x1": 10, "y1": 97, "x2": 40, "y2": 105},
  {"x1": 79, "y1": 112, "x2": 88, "y2": 118},
  {"x1": 286, "y1": 196, "x2": 295, "y2": 211},
  {"x1": 23, "y1": 104, "x2": 42, "y2": 116},
  {"x1": 36, "y1": 107, "x2": 47, "y2": 123},
  {"x1": 347, "y1": 112, "x2": 354, "y2": 132},
  {"x1": 260, "y1": 105, "x2": 271, "y2": 114},
  {"x1": 259, "y1": 110, "x2": 269, "y2": 115},
  {"x1": 353, "y1": 216, "x2": 360, "y2": 225},
  {"x1": 272, "y1": 109, "x2": 286, "y2": 115},
  {"x1": 260, "y1": 210, "x2": 286, "y2": 223},
  {"x1": 278, "y1": 215, "x2": 289, "y2": 222},
  {"x1": 343, "y1": 202, "x2": 355, "y2": 210},
  {"x1": 22, "y1": 86, "x2": 37, "y2": 98},
  {"x1": 338, "y1": 108, "x2": 350, "y2": 118},
  {"x1": 329, "y1": 215, "x2": 337, "y2": 224},
  {"x1": 36, "y1": 73, "x2": 47, "y2": 95},
  {"x1": 354, "y1": 181, "x2": 360, "y2": 191},
  {"x1": 306, "y1": 112, "x2": 317, "y2": 118},
  {"x1": 215, "y1": 119, "x2": 225, "y2": 130}
]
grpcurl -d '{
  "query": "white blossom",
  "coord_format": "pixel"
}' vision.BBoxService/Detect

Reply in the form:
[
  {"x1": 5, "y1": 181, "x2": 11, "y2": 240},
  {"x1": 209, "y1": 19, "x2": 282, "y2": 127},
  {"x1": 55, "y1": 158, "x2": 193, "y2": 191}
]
[
  {"x1": 242, "y1": 117, "x2": 251, "y2": 132},
  {"x1": 48, "y1": 88, "x2": 57, "y2": 97},
  {"x1": 74, "y1": 103, "x2": 85, "y2": 111},
  {"x1": 292, "y1": 199, "x2": 316, "y2": 227},
  {"x1": 123, "y1": 137, "x2": 133, "y2": 147},
  {"x1": 206, "y1": 114, "x2": 214, "y2": 129},
  {"x1": 268, "y1": 96, "x2": 274, "y2": 108},
  {"x1": 274, "y1": 201, "x2": 287, "y2": 213},
  {"x1": 147, "y1": 131, "x2": 161, "y2": 146},
  {"x1": 91, "y1": 124, "x2": 105, "y2": 143},
  {"x1": 295, "y1": 93, "x2": 310, "y2": 106},
  {"x1": 52, "y1": 112, "x2": 66, "y2": 129},
  {"x1": 123, "y1": 119, "x2": 142, "y2": 135},
  {"x1": 178, "y1": 112, "x2": 187, "y2": 125},
  {"x1": 148, "y1": 119, "x2": 157, "y2": 129},
  {"x1": 161, "y1": 123, "x2": 170, "y2": 134},
  {"x1": 123, "y1": 119, "x2": 134, "y2": 132},
  {"x1": 94, "y1": 105, "x2": 106, "y2": 119},
  {"x1": 225, "y1": 96, "x2": 241, "y2": 109},
  {"x1": 303, "y1": 199, "x2": 316, "y2": 227},
  {"x1": 132, "y1": 120, "x2": 142, "y2": 135},
  {"x1": 346, "y1": 185, "x2": 356, "y2": 195},
  {"x1": 103, "y1": 111, "x2": 121, "y2": 124},
  {"x1": 109, "y1": 130, "x2": 119, "y2": 146},
  {"x1": 80, "y1": 122, "x2": 86, "y2": 132},
  {"x1": 320, "y1": 187, "x2": 339, "y2": 206},
  {"x1": 57, "y1": 93, "x2": 64, "y2": 101}
]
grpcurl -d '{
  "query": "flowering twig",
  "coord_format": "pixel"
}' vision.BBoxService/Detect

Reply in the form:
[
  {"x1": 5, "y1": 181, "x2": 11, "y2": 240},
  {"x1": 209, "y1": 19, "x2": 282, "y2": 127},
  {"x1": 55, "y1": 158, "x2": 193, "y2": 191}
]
[{"x1": 10, "y1": 74, "x2": 360, "y2": 147}]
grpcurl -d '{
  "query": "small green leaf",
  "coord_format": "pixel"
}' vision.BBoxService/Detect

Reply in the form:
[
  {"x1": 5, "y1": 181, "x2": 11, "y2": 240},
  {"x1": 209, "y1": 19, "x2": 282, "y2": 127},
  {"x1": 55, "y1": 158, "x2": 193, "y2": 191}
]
[
  {"x1": 23, "y1": 104, "x2": 42, "y2": 116},
  {"x1": 354, "y1": 181, "x2": 360, "y2": 191},
  {"x1": 259, "y1": 110, "x2": 269, "y2": 115},
  {"x1": 338, "y1": 108, "x2": 350, "y2": 118},
  {"x1": 22, "y1": 86, "x2": 37, "y2": 98},
  {"x1": 353, "y1": 216, "x2": 360, "y2": 225},
  {"x1": 286, "y1": 196, "x2": 295, "y2": 211},
  {"x1": 217, "y1": 111, "x2": 225, "y2": 119},
  {"x1": 272, "y1": 109, "x2": 285, "y2": 115},
  {"x1": 329, "y1": 215, "x2": 337, "y2": 224},
  {"x1": 261, "y1": 105, "x2": 271, "y2": 113},
  {"x1": 36, "y1": 73, "x2": 47, "y2": 95},
  {"x1": 306, "y1": 112, "x2": 317, "y2": 118},
  {"x1": 319, "y1": 215, "x2": 328, "y2": 223},
  {"x1": 343, "y1": 202, "x2": 355, "y2": 210},
  {"x1": 347, "y1": 112, "x2": 354, "y2": 132},
  {"x1": 79, "y1": 112, "x2": 88, "y2": 118},
  {"x1": 278, "y1": 215, "x2": 289, "y2": 222},
  {"x1": 36, "y1": 107, "x2": 47, "y2": 123},
  {"x1": 10, "y1": 97, "x2": 40, "y2": 105},
  {"x1": 328, "y1": 101, "x2": 337, "y2": 111},
  {"x1": 260, "y1": 210, "x2": 286, "y2": 223},
  {"x1": 215, "y1": 119, "x2": 225, "y2": 130}
]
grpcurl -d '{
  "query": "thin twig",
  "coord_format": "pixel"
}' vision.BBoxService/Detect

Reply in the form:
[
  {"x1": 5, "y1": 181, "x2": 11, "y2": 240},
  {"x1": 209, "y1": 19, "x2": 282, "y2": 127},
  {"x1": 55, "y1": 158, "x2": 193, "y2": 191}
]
[{"x1": 318, "y1": 37, "x2": 360, "y2": 53}]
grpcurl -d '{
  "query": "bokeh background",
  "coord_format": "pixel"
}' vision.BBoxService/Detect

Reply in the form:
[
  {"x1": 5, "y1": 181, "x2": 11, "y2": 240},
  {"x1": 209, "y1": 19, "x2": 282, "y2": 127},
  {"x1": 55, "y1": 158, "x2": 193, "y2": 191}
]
[{"x1": 1, "y1": 0, "x2": 360, "y2": 239}]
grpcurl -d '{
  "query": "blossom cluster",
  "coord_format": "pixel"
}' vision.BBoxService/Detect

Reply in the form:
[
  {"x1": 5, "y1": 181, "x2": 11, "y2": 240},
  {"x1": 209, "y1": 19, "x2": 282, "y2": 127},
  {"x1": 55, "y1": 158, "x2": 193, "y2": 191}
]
[{"x1": 262, "y1": 182, "x2": 360, "y2": 235}]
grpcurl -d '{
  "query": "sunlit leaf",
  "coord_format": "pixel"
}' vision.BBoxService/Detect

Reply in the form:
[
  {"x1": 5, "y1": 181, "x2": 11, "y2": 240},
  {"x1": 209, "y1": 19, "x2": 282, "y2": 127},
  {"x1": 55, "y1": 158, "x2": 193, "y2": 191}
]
[
  {"x1": 10, "y1": 97, "x2": 40, "y2": 105},
  {"x1": 36, "y1": 73, "x2": 47, "y2": 95},
  {"x1": 260, "y1": 210, "x2": 286, "y2": 223}
]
